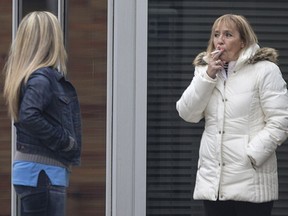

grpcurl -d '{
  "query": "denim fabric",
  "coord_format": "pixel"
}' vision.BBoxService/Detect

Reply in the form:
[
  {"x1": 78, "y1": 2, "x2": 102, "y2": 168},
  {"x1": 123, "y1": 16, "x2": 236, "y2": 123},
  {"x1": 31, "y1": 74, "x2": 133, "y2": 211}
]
[
  {"x1": 14, "y1": 67, "x2": 82, "y2": 166},
  {"x1": 14, "y1": 171, "x2": 66, "y2": 216}
]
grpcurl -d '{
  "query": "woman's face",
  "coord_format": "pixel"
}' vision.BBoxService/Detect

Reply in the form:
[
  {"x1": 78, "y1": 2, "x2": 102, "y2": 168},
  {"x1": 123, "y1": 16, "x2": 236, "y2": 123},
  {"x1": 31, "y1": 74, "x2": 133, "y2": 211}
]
[{"x1": 213, "y1": 22, "x2": 244, "y2": 62}]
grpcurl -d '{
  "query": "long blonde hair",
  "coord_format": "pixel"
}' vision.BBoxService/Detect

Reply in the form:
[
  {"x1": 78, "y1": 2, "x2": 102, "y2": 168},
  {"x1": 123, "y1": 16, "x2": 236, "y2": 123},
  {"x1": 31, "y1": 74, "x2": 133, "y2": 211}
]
[
  {"x1": 206, "y1": 14, "x2": 258, "y2": 54},
  {"x1": 3, "y1": 11, "x2": 67, "y2": 120}
]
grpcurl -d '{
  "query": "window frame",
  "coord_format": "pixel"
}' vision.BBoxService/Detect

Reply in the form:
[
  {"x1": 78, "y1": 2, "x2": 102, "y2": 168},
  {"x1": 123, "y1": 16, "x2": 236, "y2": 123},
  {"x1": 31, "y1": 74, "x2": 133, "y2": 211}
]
[{"x1": 106, "y1": 0, "x2": 148, "y2": 215}]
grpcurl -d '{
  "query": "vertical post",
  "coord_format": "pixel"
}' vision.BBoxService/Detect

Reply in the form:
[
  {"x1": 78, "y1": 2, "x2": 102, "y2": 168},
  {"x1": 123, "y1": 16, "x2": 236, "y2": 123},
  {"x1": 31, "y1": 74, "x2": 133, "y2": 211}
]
[
  {"x1": 134, "y1": 0, "x2": 147, "y2": 214},
  {"x1": 106, "y1": 0, "x2": 114, "y2": 215},
  {"x1": 11, "y1": 1, "x2": 18, "y2": 215},
  {"x1": 106, "y1": 0, "x2": 147, "y2": 215}
]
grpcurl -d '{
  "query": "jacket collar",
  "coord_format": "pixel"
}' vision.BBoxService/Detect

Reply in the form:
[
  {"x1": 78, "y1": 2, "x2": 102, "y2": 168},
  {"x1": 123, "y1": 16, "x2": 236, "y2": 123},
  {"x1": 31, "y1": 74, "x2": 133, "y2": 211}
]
[
  {"x1": 233, "y1": 43, "x2": 259, "y2": 71},
  {"x1": 51, "y1": 67, "x2": 65, "y2": 81},
  {"x1": 193, "y1": 43, "x2": 278, "y2": 70}
]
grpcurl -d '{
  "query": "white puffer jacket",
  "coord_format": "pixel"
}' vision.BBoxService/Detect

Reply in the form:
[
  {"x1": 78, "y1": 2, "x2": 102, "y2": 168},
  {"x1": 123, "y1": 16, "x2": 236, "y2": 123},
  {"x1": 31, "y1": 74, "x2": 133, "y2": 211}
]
[{"x1": 176, "y1": 44, "x2": 288, "y2": 203}]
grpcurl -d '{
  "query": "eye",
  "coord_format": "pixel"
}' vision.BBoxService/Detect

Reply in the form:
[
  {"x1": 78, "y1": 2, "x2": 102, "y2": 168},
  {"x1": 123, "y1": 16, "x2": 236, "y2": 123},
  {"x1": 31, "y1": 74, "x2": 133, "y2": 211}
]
[
  {"x1": 214, "y1": 32, "x2": 220, "y2": 38},
  {"x1": 225, "y1": 32, "x2": 233, "y2": 37}
]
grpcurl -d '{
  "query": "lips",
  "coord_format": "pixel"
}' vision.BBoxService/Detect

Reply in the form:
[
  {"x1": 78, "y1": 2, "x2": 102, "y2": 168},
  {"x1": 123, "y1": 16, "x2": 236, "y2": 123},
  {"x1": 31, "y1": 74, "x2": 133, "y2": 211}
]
[{"x1": 216, "y1": 44, "x2": 224, "y2": 49}]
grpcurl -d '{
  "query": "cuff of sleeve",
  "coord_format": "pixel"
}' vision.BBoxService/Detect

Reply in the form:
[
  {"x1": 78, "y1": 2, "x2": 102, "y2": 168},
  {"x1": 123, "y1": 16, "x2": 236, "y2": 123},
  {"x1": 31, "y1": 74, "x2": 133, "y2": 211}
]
[
  {"x1": 203, "y1": 71, "x2": 217, "y2": 82},
  {"x1": 246, "y1": 148, "x2": 272, "y2": 167}
]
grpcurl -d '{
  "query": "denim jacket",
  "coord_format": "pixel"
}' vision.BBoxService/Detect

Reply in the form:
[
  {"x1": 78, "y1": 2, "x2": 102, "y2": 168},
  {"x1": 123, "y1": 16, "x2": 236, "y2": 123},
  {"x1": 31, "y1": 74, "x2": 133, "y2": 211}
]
[{"x1": 14, "y1": 67, "x2": 82, "y2": 166}]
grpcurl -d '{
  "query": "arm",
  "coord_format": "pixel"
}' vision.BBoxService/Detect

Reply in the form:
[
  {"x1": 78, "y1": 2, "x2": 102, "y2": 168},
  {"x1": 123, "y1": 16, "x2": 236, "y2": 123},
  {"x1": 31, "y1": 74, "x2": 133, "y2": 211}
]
[
  {"x1": 17, "y1": 73, "x2": 73, "y2": 151},
  {"x1": 247, "y1": 63, "x2": 288, "y2": 167},
  {"x1": 176, "y1": 66, "x2": 217, "y2": 123}
]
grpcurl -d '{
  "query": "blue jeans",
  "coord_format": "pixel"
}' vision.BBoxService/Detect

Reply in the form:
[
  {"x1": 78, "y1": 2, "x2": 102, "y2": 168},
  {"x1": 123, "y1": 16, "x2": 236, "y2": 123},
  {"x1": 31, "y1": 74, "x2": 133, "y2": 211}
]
[{"x1": 14, "y1": 171, "x2": 67, "y2": 216}]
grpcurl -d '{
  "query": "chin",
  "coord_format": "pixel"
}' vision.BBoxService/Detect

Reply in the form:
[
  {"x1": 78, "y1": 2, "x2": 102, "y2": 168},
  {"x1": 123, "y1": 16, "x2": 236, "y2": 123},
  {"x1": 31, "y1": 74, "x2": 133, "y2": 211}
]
[{"x1": 220, "y1": 56, "x2": 229, "y2": 62}]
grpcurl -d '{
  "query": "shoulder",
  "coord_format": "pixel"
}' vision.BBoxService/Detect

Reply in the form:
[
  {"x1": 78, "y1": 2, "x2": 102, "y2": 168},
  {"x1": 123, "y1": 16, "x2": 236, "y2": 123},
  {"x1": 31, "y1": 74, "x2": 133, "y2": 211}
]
[
  {"x1": 32, "y1": 67, "x2": 63, "y2": 78},
  {"x1": 252, "y1": 58, "x2": 284, "y2": 90},
  {"x1": 28, "y1": 67, "x2": 64, "y2": 85},
  {"x1": 27, "y1": 67, "x2": 57, "y2": 87},
  {"x1": 248, "y1": 47, "x2": 278, "y2": 64},
  {"x1": 193, "y1": 52, "x2": 207, "y2": 67}
]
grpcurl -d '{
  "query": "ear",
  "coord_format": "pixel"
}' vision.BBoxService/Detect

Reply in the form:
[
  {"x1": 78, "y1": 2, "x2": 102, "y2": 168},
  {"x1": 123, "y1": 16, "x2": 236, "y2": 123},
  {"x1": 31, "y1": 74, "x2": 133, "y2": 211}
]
[{"x1": 241, "y1": 41, "x2": 245, "y2": 48}]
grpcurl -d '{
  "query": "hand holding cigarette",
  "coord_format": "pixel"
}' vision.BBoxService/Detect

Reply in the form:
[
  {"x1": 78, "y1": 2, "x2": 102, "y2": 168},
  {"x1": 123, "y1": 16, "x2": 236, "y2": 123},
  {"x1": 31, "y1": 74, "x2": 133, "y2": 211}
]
[{"x1": 206, "y1": 48, "x2": 224, "y2": 78}]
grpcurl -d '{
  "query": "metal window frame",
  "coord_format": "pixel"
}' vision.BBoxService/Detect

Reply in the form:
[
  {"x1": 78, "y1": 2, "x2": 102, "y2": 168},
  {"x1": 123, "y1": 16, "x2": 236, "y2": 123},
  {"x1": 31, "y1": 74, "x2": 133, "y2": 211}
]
[{"x1": 106, "y1": 0, "x2": 148, "y2": 215}]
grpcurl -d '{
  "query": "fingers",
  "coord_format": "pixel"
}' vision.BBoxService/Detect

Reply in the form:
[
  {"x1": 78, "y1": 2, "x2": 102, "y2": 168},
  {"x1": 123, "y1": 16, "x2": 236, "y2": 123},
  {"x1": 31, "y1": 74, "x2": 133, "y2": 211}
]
[
  {"x1": 206, "y1": 49, "x2": 224, "y2": 79},
  {"x1": 211, "y1": 49, "x2": 222, "y2": 56},
  {"x1": 211, "y1": 49, "x2": 223, "y2": 60},
  {"x1": 211, "y1": 59, "x2": 223, "y2": 68},
  {"x1": 211, "y1": 50, "x2": 223, "y2": 66},
  {"x1": 206, "y1": 59, "x2": 223, "y2": 79}
]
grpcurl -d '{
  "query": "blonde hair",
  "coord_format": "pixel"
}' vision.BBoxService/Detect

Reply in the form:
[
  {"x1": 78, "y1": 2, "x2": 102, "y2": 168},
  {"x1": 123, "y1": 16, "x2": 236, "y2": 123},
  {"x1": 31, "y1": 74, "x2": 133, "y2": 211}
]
[
  {"x1": 206, "y1": 14, "x2": 258, "y2": 54},
  {"x1": 3, "y1": 11, "x2": 67, "y2": 120}
]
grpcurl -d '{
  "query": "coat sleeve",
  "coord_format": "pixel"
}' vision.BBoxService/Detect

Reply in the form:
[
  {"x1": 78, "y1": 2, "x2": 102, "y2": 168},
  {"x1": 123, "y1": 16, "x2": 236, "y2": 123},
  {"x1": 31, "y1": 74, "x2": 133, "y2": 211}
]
[
  {"x1": 176, "y1": 66, "x2": 217, "y2": 123},
  {"x1": 247, "y1": 62, "x2": 288, "y2": 167}
]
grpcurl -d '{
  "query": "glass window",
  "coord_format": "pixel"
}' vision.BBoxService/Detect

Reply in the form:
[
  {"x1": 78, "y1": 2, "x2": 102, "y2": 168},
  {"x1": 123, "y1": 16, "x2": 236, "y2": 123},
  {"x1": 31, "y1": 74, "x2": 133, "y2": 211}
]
[
  {"x1": 66, "y1": 1, "x2": 107, "y2": 215},
  {"x1": 9, "y1": 1, "x2": 107, "y2": 216},
  {"x1": 19, "y1": 0, "x2": 58, "y2": 20},
  {"x1": 0, "y1": 2, "x2": 12, "y2": 216},
  {"x1": 147, "y1": 1, "x2": 288, "y2": 215}
]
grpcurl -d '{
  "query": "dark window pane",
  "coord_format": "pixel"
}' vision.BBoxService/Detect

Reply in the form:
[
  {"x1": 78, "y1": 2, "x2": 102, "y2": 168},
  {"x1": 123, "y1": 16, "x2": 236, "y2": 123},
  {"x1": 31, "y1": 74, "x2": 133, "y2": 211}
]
[
  {"x1": 20, "y1": 0, "x2": 58, "y2": 19},
  {"x1": 147, "y1": 1, "x2": 288, "y2": 216}
]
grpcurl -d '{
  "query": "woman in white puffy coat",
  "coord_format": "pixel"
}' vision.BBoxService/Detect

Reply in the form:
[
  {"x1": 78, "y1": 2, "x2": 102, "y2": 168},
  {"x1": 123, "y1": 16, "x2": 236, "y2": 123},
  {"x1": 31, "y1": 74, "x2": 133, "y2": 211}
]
[{"x1": 176, "y1": 14, "x2": 288, "y2": 216}]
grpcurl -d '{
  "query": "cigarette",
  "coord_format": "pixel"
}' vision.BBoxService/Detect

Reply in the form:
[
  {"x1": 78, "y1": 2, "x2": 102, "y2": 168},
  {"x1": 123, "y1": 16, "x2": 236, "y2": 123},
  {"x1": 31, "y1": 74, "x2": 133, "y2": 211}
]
[{"x1": 211, "y1": 49, "x2": 221, "y2": 55}]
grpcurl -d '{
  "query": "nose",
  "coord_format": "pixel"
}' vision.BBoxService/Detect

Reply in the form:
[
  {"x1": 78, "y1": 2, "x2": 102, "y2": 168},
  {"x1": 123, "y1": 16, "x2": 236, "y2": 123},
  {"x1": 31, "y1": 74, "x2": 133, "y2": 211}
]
[
  {"x1": 216, "y1": 37, "x2": 224, "y2": 47},
  {"x1": 217, "y1": 34, "x2": 224, "y2": 44}
]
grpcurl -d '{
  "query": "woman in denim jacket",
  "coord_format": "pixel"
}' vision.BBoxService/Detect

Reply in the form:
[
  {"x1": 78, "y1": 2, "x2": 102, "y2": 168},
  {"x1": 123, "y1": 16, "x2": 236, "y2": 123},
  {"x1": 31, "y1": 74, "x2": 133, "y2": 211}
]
[{"x1": 3, "y1": 11, "x2": 82, "y2": 216}]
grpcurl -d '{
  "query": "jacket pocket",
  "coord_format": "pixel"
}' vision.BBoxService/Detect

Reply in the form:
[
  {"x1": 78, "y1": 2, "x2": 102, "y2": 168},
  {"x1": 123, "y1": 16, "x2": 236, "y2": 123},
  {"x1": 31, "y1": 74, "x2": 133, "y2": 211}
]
[
  {"x1": 222, "y1": 135, "x2": 252, "y2": 169},
  {"x1": 57, "y1": 95, "x2": 81, "y2": 150},
  {"x1": 58, "y1": 95, "x2": 71, "y2": 104}
]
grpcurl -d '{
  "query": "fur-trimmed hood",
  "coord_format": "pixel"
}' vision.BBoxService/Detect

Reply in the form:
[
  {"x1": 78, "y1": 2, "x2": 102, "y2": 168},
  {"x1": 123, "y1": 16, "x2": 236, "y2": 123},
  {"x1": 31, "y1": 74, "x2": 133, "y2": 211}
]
[{"x1": 193, "y1": 44, "x2": 278, "y2": 67}]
